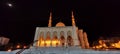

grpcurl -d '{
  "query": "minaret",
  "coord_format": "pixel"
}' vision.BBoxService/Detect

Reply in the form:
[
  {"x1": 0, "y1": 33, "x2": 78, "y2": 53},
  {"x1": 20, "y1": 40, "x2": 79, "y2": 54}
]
[
  {"x1": 71, "y1": 11, "x2": 76, "y2": 26},
  {"x1": 83, "y1": 32, "x2": 90, "y2": 49},
  {"x1": 48, "y1": 12, "x2": 52, "y2": 27},
  {"x1": 78, "y1": 30, "x2": 85, "y2": 48}
]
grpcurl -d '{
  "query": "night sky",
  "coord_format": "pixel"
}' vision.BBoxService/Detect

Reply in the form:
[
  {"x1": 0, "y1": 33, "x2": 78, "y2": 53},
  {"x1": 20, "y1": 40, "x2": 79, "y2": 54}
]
[{"x1": 0, "y1": 0, "x2": 120, "y2": 45}]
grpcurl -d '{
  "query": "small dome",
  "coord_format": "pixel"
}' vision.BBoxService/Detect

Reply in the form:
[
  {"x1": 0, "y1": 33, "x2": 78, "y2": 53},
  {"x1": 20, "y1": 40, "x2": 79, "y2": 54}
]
[{"x1": 55, "y1": 22, "x2": 65, "y2": 27}]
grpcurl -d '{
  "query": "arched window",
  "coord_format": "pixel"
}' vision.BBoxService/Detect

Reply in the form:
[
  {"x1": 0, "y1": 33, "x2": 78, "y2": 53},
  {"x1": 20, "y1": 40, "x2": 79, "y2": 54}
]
[
  {"x1": 46, "y1": 31, "x2": 50, "y2": 37},
  {"x1": 67, "y1": 36, "x2": 73, "y2": 46},
  {"x1": 67, "y1": 31, "x2": 73, "y2": 46},
  {"x1": 45, "y1": 31, "x2": 51, "y2": 47},
  {"x1": 38, "y1": 32, "x2": 44, "y2": 47},
  {"x1": 60, "y1": 31, "x2": 65, "y2": 46},
  {"x1": 39, "y1": 36, "x2": 44, "y2": 47},
  {"x1": 60, "y1": 36, "x2": 65, "y2": 47},
  {"x1": 52, "y1": 31, "x2": 59, "y2": 47}
]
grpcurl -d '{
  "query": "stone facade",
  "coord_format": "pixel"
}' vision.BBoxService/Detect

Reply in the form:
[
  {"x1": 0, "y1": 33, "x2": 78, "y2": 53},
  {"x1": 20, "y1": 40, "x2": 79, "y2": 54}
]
[
  {"x1": 33, "y1": 26, "x2": 79, "y2": 47},
  {"x1": 33, "y1": 11, "x2": 90, "y2": 48}
]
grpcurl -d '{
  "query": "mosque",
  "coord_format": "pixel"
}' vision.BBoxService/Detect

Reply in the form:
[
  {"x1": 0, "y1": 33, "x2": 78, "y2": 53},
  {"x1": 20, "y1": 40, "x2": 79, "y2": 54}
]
[
  {"x1": 2, "y1": 11, "x2": 120, "y2": 54},
  {"x1": 33, "y1": 11, "x2": 89, "y2": 48}
]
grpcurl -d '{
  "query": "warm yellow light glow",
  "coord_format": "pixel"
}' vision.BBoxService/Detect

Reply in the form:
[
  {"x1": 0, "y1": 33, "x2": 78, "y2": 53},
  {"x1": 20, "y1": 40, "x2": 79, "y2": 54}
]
[
  {"x1": 37, "y1": 40, "x2": 45, "y2": 47},
  {"x1": 56, "y1": 22, "x2": 65, "y2": 27},
  {"x1": 99, "y1": 40, "x2": 103, "y2": 44},
  {"x1": 7, "y1": 49, "x2": 12, "y2": 52},
  {"x1": 58, "y1": 40, "x2": 60, "y2": 44},
  {"x1": 95, "y1": 45, "x2": 102, "y2": 49},
  {"x1": 93, "y1": 43, "x2": 108, "y2": 49},
  {"x1": 37, "y1": 39, "x2": 62, "y2": 47},
  {"x1": 41, "y1": 41, "x2": 45, "y2": 44},
  {"x1": 99, "y1": 45, "x2": 102, "y2": 48},
  {"x1": 52, "y1": 40, "x2": 60, "y2": 47},
  {"x1": 112, "y1": 42, "x2": 120, "y2": 48},
  {"x1": 52, "y1": 41, "x2": 57, "y2": 47},
  {"x1": 23, "y1": 46, "x2": 27, "y2": 48},
  {"x1": 45, "y1": 40, "x2": 51, "y2": 47},
  {"x1": 118, "y1": 41, "x2": 120, "y2": 43},
  {"x1": 16, "y1": 45, "x2": 20, "y2": 48},
  {"x1": 45, "y1": 40, "x2": 51, "y2": 43},
  {"x1": 40, "y1": 41, "x2": 45, "y2": 47},
  {"x1": 37, "y1": 41, "x2": 40, "y2": 46},
  {"x1": 103, "y1": 44, "x2": 106, "y2": 47},
  {"x1": 111, "y1": 43, "x2": 115, "y2": 46},
  {"x1": 92, "y1": 46, "x2": 95, "y2": 48},
  {"x1": 93, "y1": 40, "x2": 120, "y2": 49},
  {"x1": 115, "y1": 45, "x2": 120, "y2": 48},
  {"x1": 96, "y1": 46, "x2": 99, "y2": 48}
]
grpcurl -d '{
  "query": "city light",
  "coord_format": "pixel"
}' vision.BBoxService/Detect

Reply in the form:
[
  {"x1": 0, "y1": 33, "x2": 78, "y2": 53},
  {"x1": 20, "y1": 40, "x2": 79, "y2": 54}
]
[
  {"x1": 7, "y1": 3, "x2": 12, "y2": 7},
  {"x1": 7, "y1": 49, "x2": 12, "y2": 52},
  {"x1": 23, "y1": 46, "x2": 27, "y2": 49},
  {"x1": 16, "y1": 45, "x2": 20, "y2": 48}
]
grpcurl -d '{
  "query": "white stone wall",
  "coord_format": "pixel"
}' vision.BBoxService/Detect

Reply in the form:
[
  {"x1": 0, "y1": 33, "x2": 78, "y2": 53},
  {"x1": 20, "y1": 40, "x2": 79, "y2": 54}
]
[{"x1": 33, "y1": 26, "x2": 79, "y2": 47}]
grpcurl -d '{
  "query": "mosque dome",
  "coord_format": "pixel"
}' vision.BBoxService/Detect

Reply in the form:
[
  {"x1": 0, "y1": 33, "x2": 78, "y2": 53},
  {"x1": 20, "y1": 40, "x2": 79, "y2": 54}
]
[{"x1": 55, "y1": 22, "x2": 65, "y2": 27}]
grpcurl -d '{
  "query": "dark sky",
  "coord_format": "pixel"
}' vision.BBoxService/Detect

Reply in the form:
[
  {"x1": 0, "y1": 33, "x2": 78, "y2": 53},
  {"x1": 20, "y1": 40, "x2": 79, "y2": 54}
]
[{"x1": 0, "y1": 0, "x2": 120, "y2": 45}]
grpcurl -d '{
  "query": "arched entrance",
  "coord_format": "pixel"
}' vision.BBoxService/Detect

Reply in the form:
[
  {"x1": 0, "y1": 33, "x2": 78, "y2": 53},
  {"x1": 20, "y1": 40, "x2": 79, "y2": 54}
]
[
  {"x1": 60, "y1": 36, "x2": 65, "y2": 47},
  {"x1": 39, "y1": 36, "x2": 45, "y2": 47},
  {"x1": 52, "y1": 36, "x2": 59, "y2": 47},
  {"x1": 67, "y1": 36, "x2": 73, "y2": 46},
  {"x1": 45, "y1": 32, "x2": 51, "y2": 47},
  {"x1": 60, "y1": 31, "x2": 65, "y2": 47}
]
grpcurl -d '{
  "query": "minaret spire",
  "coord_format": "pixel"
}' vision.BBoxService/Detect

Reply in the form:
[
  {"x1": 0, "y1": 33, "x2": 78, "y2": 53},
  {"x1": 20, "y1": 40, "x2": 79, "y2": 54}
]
[
  {"x1": 71, "y1": 11, "x2": 76, "y2": 26},
  {"x1": 48, "y1": 12, "x2": 52, "y2": 27}
]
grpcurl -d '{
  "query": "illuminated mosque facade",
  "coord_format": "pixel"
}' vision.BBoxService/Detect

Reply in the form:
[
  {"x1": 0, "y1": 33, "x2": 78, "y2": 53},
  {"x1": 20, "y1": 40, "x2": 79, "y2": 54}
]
[
  {"x1": 4, "y1": 11, "x2": 120, "y2": 54},
  {"x1": 33, "y1": 11, "x2": 89, "y2": 48}
]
